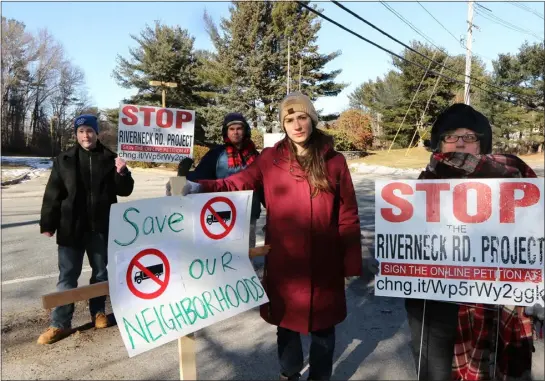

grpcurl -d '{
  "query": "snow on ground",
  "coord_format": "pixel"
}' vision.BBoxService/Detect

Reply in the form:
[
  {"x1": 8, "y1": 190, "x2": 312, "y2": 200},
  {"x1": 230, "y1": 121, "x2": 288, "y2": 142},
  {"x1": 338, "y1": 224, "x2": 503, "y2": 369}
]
[
  {"x1": 1, "y1": 156, "x2": 53, "y2": 183},
  {"x1": 349, "y1": 162, "x2": 423, "y2": 177},
  {"x1": 1, "y1": 156, "x2": 52, "y2": 169}
]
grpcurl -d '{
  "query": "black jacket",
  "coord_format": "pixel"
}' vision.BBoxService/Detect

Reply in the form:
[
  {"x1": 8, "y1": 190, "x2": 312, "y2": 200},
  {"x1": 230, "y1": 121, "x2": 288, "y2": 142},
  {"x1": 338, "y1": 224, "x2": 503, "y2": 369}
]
[{"x1": 40, "y1": 141, "x2": 134, "y2": 247}]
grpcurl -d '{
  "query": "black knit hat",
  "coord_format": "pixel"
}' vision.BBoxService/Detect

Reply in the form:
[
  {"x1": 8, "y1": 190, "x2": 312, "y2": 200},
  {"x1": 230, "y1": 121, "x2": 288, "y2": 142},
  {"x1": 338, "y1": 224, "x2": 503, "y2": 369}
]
[
  {"x1": 222, "y1": 112, "x2": 250, "y2": 139},
  {"x1": 430, "y1": 103, "x2": 492, "y2": 154}
]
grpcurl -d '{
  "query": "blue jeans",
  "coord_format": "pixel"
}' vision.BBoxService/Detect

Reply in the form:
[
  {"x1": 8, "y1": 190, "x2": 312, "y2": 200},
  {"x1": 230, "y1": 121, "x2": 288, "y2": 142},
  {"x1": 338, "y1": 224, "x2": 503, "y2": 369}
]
[
  {"x1": 51, "y1": 232, "x2": 108, "y2": 329},
  {"x1": 277, "y1": 326, "x2": 336, "y2": 380}
]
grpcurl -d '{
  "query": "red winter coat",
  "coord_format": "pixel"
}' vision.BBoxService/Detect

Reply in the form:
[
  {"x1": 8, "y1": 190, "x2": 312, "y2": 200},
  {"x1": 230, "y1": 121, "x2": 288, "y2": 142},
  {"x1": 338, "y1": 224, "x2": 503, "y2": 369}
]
[{"x1": 198, "y1": 141, "x2": 362, "y2": 334}]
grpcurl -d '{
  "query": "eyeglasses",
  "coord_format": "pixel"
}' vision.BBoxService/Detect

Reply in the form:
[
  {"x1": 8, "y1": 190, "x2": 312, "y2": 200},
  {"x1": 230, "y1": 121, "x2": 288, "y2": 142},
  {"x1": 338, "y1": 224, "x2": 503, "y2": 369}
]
[{"x1": 441, "y1": 133, "x2": 482, "y2": 143}]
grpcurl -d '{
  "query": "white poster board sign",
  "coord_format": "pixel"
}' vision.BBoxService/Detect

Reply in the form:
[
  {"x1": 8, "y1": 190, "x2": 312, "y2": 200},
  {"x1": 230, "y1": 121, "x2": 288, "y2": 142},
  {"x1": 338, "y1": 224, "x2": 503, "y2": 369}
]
[
  {"x1": 374, "y1": 178, "x2": 544, "y2": 307},
  {"x1": 107, "y1": 191, "x2": 268, "y2": 357},
  {"x1": 117, "y1": 104, "x2": 195, "y2": 163},
  {"x1": 263, "y1": 133, "x2": 285, "y2": 148}
]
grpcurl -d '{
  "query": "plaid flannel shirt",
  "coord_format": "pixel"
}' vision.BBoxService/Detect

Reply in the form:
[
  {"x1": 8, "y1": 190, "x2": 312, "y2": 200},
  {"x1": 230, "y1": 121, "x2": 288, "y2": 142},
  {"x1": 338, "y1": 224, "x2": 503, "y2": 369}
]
[{"x1": 452, "y1": 304, "x2": 534, "y2": 381}]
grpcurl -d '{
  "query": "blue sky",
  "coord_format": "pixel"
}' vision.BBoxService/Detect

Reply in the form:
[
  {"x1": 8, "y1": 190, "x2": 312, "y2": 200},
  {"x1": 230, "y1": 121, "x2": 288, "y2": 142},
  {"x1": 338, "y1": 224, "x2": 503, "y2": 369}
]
[{"x1": 3, "y1": 1, "x2": 544, "y2": 115}]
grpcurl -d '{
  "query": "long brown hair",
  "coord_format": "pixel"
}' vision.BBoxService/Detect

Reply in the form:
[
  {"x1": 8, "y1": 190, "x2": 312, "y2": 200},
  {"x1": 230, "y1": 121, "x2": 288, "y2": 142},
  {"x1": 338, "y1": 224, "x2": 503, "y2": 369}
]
[{"x1": 285, "y1": 127, "x2": 334, "y2": 196}]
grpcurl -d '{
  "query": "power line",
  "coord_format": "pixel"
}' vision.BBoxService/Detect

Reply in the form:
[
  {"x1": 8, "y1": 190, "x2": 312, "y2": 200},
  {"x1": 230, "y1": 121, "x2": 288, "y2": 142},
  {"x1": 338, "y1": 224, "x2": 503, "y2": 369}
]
[
  {"x1": 388, "y1": 50, "x2": 439, "y2": 153},
  {"x1": 476, "y1": 9, "x2": 541, "y2": 39},
  {"x1": 475, "y1": 7, "x2": 542, "y2": 39},
  {"x1": 416, "y1": 2, "x2": 496, "y2": 63},
  {"x1": 380, "y1": 2, "x2": 440, "y2": 50},
  {"x1": 302, "y1": 2, "x2": 540, "y2": 108},
  {"x1": 417, "y1": 2, "x2": 461, "y2": 46},
  {"x1": 298, "y1": 2, "x2": 534, "y2": 108},
  {"x1": 475, "y1": 3, "x2": 543, "y2": 40},
  {"x1": 330, "y1": 1, "x2": 535, "y2": 106},
  {"x1": 509, "y1": 1, "x2": 544, "y2": 20}
]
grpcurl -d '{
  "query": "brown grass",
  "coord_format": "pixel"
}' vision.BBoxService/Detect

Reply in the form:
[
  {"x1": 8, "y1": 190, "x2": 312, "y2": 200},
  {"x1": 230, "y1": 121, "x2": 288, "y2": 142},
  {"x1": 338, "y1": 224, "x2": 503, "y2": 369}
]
[
  {"x1": 348, "y1": 147, "x2": 432, "y2": 169},
  {"x1": 349, "y1": 148, "x2": 544, "y2": 169},
  {"x1": 519, "y1": 152, "x2": 545, "y2": 164}
]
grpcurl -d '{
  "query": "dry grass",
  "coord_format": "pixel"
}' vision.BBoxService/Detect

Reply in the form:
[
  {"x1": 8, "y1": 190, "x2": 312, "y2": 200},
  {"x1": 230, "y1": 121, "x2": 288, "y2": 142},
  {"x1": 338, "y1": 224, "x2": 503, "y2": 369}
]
[
  {"x1": 519, "y1": 152, "x2": 545, "y2": 164},
  {"x1": 348, "y1": 147, "x2": 432, "y2": 169},
  {"x1": 349, "y1": 148, "x2": 544, "y2": 169}
]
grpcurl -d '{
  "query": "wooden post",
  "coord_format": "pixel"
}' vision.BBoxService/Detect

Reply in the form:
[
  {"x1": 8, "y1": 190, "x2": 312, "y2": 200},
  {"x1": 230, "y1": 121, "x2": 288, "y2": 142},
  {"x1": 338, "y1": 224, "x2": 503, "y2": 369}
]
[
  {"x1": 169, "y1": 177, "x2": 197, "y2": 380},
  {"x1": 178, "y1": 334, "x2": 196, "y2": 380}
]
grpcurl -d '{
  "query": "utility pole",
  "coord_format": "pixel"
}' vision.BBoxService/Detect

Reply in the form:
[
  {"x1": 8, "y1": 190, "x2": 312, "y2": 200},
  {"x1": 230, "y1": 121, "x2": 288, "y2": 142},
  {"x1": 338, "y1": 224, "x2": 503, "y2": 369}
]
[
  {"x1": 464, "y1": 1, "x2": 474, "y2": 105},
  {"x1": 287, "y1": 38, "x2": 291, "y2": 95},
  {"x1": 149, "y1": 80, "x2": 178, "y2": 108}
]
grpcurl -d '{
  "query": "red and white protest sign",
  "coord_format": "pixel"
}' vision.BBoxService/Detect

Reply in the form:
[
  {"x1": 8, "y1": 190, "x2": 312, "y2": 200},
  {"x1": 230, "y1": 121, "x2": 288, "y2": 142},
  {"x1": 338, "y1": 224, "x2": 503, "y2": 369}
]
[
  {"x1": 374, "y1": 178, "x2": 544, "y2": 307},
  {"x1": 126, "y1": 248, "x2": 170, "y2": 300},
  {"x1": 117, "y1": 104, "x2": 195, "y2": 163},
  {"x1": 200, "y1": 196, "x2": 237, "y2": 240}
]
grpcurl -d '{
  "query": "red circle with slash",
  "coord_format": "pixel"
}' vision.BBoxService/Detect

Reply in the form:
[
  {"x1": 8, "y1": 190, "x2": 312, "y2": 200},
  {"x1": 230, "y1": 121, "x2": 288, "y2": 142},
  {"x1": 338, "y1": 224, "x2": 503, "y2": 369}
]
[
  {"x1": 200, "y1": 196, "x2": 237, "y2": 240},
  {"x1": 126, "y1": 248, "x2": 170, "y2": 299}
]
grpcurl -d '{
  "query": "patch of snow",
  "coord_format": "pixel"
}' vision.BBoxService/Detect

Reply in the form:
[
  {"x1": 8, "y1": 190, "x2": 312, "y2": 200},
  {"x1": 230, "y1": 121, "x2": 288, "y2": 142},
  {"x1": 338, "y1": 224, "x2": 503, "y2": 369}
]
[
  {"x1": 2, "y1": 156, "x2": 53, "y2": 184},
  {"x1": 349, "y1": 162, "x2": 423, "y2": 177},
  {"x1": 1, "y1": 156, "x2": 52, "y2": 169}
]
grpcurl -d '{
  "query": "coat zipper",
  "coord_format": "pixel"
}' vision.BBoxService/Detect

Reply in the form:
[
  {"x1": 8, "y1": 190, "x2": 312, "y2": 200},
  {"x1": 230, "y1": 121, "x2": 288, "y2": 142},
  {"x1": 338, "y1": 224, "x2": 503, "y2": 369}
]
[
  {"x1": 90, "y1": 155, "x2": 94, "y2": 231},
  {"x1": 308, "y1": 181, "x2": 314, "y2": 332}
]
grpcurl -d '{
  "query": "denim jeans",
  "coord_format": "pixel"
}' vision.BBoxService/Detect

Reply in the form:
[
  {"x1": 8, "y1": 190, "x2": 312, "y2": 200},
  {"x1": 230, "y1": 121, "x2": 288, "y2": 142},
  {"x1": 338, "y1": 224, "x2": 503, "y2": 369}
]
[
  {"x1": 51, "y1": 232, "x2": 108, "y2": 329},
  {"x1": 249, "y1": 219, "x2": 257, "y2": 249},
  {"x1": 277, "y1": 326, "x2": 336, "y2": 380},
  {"x1": 406, "y1": 300, "x2": 459, "y2": 380}
]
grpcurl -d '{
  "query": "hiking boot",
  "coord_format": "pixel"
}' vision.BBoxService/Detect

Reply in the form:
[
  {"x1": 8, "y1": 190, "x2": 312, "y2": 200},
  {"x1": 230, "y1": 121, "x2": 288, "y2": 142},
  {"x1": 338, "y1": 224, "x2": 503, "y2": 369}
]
[
  {"x1": 36, "y1": 327, "x2": 71, "y2": 345},
  {"x1": 94, "y1": 312, "x2": 108, "y2": 329}
]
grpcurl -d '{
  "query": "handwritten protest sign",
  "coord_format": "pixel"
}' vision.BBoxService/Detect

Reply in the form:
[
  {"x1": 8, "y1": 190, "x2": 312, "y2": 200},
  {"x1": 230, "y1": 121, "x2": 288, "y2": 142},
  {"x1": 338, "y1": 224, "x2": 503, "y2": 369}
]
[
  {"x1": 374, "y1": 179, "x2": 544, "y2": 307},
  {"x1": 117, "y1": 104, "x2": 195, "y2": 163},
  {"x1": 107, "y1": 191, "x2": 268, "y2": 357}
]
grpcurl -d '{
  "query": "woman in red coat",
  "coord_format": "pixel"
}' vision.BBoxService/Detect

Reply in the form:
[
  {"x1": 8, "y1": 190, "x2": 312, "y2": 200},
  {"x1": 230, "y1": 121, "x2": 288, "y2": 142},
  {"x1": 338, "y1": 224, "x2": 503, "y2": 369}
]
[{"x1": 183, "y1": 92, "x2": 363, "y2": 380}]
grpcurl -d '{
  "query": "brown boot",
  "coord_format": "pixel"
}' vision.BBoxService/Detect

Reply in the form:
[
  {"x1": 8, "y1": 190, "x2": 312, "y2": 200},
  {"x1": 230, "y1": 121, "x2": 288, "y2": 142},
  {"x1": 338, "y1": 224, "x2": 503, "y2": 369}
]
[
  {"x1": 37, "y1": 327, "x2": 71, "y2": 345},
  {"x1": 94, "y1": 312, "x2": 108, "y2": 329}
]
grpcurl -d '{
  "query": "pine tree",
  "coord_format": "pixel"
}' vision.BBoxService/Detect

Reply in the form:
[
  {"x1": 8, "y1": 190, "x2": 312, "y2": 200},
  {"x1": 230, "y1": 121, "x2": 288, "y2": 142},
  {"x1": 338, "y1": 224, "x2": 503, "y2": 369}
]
[
  {"x1": 112, "y1": 21, "x2": 207, "y2": 141},
  {"x1": 200, "y1": 1, "x2": 346, "y2": 138}
]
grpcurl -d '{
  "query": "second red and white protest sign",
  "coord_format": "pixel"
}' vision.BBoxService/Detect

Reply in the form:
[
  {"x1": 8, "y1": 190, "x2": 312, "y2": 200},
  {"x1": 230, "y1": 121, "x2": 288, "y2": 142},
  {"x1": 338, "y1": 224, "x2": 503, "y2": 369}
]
[{"x1": 374, "y1": 178, "x2": 544, "y2": 307}]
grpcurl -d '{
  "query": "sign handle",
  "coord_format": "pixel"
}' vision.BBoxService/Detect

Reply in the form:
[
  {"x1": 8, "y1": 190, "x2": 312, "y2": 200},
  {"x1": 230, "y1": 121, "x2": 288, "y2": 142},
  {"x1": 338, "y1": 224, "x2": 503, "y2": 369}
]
[
  {"x1": 178, "y1": 334, "x2": 196, "y2": 380},
  {"x1": 170, "y1": 176, "x2": 197, "y2": 380}
]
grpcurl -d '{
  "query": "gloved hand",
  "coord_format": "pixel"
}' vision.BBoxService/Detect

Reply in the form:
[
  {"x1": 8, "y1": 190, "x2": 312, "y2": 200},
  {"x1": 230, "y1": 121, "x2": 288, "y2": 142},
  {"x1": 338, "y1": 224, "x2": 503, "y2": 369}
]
[
  {"x1": 364, "y1": 245, "x2": 380, "y2": 275},
  {"x1": 182, "y1": 180, "x2": 202, "y2": 196},
  {"x1": 367, "y1": 257, "x2": 380, "y2": 275},
  {"x1": 177, "y1": 157, "x2": 194, "y2": 176}
]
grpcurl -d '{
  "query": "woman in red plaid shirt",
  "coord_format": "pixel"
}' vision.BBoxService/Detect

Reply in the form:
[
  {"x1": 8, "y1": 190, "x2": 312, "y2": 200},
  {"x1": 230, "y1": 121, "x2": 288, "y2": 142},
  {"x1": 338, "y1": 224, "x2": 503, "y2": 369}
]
[{"x1": 404, "y1": 103, "x2": 543, "y2": 381}]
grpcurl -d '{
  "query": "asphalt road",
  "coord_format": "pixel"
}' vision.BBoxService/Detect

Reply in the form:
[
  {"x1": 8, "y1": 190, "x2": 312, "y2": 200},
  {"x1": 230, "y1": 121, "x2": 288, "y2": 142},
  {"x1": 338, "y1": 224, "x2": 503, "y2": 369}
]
[{"x1": 1, "y1": 165, "x2": 543, "y2": 380}]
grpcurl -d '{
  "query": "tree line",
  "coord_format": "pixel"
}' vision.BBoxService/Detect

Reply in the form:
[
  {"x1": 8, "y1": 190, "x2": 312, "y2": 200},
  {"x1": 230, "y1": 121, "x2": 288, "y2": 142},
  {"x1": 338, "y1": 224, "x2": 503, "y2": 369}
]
[
  {"x1": 2, "y1": 2, "x2": 543, "y2": 156},
  {"x1": 348, "y1": 41, "x2": 544, "y2": 154}
]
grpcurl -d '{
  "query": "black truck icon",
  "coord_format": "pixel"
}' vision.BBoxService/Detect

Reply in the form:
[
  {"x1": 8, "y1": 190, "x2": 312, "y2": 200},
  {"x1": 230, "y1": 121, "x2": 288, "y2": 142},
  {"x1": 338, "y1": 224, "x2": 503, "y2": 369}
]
[
  {"x1": 206, "y1": 210, "x2": 231, "y2": 225},
  {"x1": 134, "y1": 264, "x2": 164, "y2": 284}
]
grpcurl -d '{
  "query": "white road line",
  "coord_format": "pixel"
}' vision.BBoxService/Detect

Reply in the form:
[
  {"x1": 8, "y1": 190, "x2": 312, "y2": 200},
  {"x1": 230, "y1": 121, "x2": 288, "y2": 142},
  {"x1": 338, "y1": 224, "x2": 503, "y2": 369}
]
[
  {"x1": 2, "y1": 240, "x2": 267, "y2": 286},
  {"x1": 2, "y1": 268, "x2": 92, "y2": 285}
]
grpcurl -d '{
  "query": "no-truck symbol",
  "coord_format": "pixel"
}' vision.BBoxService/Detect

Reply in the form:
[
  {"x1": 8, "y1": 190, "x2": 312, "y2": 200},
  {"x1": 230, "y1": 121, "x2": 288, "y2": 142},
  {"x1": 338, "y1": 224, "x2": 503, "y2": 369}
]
[
  {"x1": 200, "y1": 196, "x2": 237, "y2": 240},
  {"x1": 126, "y1": 248, "x2": 170, "y2": 299}
]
